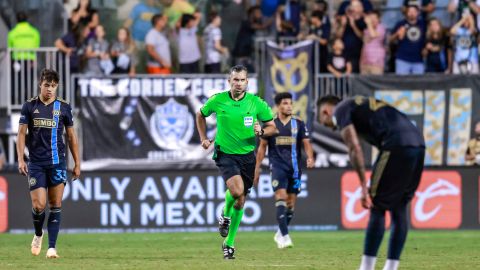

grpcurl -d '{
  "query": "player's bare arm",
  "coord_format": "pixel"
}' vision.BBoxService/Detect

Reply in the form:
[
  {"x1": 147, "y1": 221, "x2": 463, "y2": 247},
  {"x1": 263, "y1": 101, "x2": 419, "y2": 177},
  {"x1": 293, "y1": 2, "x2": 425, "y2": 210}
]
[
  {"x1": 16, "y1": 124, "x2": 28, "y2": 176},
  {"x1": 303, "y1": 138, "x2": 315, "y2": 168},
  {"x1": 66, "y1": 127, "x2": 81, "y2": 179},
  {"x1": 254, "y1": 138, "x2": 268, "y2": 186},
  {"x1": 195, "y1": 111, "x2": 211, "y2": 149},
  {"x1": 340, "y1": 124, "x2": 371, "y2": 209}
]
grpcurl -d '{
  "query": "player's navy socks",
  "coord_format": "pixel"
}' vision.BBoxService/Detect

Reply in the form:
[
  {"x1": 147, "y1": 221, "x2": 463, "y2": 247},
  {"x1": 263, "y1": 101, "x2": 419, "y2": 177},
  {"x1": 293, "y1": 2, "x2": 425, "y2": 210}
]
[
  {"x1": 286, "y1": 208, "x2": 294, "y2": 225},
  {"x1": 275, "y1": 200, "x2": 288, "y2": 236},
  {"x1": 47, "y1": 207, "x2": 62, "y2": 248},
  {"x1": 32, "y1": 208, "x2": 46, "y2": 236},
  {"x1": 364, "y1": 207, "x2": 386, "y2": 257},
  {"x1": 388, "y1": 203, "x2": 408, "y2": 260}
]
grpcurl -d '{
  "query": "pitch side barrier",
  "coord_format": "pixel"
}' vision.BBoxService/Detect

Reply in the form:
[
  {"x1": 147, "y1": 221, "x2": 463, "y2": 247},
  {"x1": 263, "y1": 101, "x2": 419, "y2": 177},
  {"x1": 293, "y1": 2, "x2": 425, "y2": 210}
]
[{"x1": 0, "y1": 167, "x2": 478, "y2": 233}]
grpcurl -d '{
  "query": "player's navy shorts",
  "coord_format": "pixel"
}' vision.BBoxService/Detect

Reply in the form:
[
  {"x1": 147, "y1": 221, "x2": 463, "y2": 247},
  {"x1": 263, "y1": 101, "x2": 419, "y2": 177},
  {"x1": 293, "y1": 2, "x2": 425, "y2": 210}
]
[
  {"x1": 370, "y1": 146, "x2": 425, "y2": 210},
  {"x1": 270, "y1": 165, "x2": 302, "y2": 194},
  {"x1": 214, "y1": 150, "x2": 255, "y2": 195},
  {"x1": 28, "y1": 161, "x2": 67, "y2": 191}
]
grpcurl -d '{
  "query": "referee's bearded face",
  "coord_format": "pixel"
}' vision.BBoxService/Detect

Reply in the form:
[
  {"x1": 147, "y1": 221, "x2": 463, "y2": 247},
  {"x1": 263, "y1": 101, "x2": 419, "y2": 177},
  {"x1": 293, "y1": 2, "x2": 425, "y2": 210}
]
[
  {"x1": 228, "y1": 71, "x2": 248, "y2": 95},
  {"x1": 39, "y1": 80, "x2": 58, "y2": 100}
]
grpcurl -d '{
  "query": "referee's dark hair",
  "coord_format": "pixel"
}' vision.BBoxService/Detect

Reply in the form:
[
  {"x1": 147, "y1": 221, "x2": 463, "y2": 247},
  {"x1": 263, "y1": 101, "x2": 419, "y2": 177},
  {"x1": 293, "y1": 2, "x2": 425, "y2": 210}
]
[
  {"x1": 274, "y1": 92, "x2": 292, "y2": 105},
  {"x1": 39, "y1": 69, "x2": 59, "y2": 84},
  {"x1": 229, "y1": 65, "x2": 248, "y2": 76},
  {"x1": 317, "y1": 95, "x2": 341, "y2": 107}
]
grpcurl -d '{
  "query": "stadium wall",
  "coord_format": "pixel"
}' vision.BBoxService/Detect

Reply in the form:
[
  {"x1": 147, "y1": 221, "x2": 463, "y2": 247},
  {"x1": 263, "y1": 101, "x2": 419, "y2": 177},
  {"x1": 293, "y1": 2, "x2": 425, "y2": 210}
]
[{"x1": 0, "y1": 167, "x2": 478, "y2": 233}]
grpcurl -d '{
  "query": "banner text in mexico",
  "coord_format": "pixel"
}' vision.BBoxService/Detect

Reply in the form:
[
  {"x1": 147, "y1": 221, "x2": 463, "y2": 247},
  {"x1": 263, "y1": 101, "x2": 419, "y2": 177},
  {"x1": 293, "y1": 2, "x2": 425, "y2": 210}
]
[
  {"x1": 264, "y1": 40, "x2": 315, "y2": 126},
  {"x1": 1, "y1": 167, "x2": 479, "y2": 233},
  {"x1": 76, "y1": 75, "x2": 257, "y2": 170},
  {"x1": 310, "y1": 75, "x2": 480, "y2": 167}
]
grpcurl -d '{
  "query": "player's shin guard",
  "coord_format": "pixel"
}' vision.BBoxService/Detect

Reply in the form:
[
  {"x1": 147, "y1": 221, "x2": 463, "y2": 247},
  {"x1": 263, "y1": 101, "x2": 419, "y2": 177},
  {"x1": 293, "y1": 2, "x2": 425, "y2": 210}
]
[
  {"x1": 388, "y1": 203, "x2": 408, "y2": 260},
  {"x1": 32, "y1": 208, "x2": 46, "y2": 237},
  {"x1": 225, "y1": 207, "x2": 244, "y2": 247},
  {"x1": 286, "y1": 207, "x2": 294, "y2": 225},
  {"x1": 223, "y1": 190, "x2": 236, "y2": 218},
  {"x1": 47, "y1": 207, "x2": 62, "y2": 248},
  {"x1": 275, "y1": 200, "x2": 288, "y2": 236},
  {"x1": 364, "y1": 207, "x2": 386, "y2": 257}
]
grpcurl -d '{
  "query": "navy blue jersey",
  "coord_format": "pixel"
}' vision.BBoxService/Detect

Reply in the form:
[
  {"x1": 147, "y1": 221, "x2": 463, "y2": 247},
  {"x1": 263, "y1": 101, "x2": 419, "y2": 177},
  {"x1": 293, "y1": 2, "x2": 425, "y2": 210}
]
[
  {"x1": 263, "y1": 117, "x2": 309, "y2": 178},
  {"x1": 333, "y1": 96, "x2": 425, "y2": 149},
  {"x1": 20, "y1": 96, "x2": 74, "y2": 165}
]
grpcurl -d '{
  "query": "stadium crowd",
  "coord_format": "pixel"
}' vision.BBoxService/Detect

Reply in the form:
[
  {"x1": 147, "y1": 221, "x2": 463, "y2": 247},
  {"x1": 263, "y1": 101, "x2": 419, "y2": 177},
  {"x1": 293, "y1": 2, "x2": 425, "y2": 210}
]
[{"x1": 7, "y1": 0, "x2": 480, "y2": 76}]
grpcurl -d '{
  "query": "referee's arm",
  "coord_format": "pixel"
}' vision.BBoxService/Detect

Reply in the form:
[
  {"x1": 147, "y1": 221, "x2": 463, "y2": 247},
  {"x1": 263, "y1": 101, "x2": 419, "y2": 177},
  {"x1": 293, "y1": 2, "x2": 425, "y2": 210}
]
[
  {"x1": 260, "y1": 120, "x2": 278, "y2": 137},
  {"x1": 196, "y1": 111, "x2": 211, "y2": 149}
]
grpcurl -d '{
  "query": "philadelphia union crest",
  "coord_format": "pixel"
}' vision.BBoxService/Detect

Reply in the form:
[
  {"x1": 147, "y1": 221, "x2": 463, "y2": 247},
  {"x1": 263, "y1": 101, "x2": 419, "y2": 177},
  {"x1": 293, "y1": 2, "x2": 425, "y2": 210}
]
[{"x1": 150, "y1": 98, "x2": 194, "y2": 150}]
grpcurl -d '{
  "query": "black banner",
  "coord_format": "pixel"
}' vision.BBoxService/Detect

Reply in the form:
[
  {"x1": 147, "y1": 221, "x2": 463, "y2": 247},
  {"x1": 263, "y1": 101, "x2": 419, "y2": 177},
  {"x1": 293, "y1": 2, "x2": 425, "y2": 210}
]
[
  {"x1": 264, "y1": 40, "x2": 315, "y2": 126},
  {"x1": 75, "y1": 75, "x2": 258, "y2": 170},
  {"x1": 1, "y1": 167, "x2": 478, "y2": 233}
]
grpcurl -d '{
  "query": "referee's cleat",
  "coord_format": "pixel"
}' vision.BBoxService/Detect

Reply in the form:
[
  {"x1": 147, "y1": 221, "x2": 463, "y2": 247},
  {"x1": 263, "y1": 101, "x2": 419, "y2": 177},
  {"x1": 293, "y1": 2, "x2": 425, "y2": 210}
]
[
  {"x1": 222, "y1": 242, "x2": 235, "y2": 260},
  {"x1": 46, "y1": 248, "x2": 60, "y2": 259},
  {"x1": 218, "y1": 213, "x2": 231, "y2": 237},
  {"x1": 31, "y1": 230, "x2": 43, "y2": 256}
]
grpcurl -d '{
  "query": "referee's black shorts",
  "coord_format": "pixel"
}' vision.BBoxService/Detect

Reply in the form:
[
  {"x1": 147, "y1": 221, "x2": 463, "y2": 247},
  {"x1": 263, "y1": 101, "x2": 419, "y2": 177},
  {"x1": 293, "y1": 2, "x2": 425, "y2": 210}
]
[
  {"x1": 214, "y1": 150, "x2": 255, "y2": 195},
  {"x1": 370, "y1": 146, "x2": 425, "y2": 210}
]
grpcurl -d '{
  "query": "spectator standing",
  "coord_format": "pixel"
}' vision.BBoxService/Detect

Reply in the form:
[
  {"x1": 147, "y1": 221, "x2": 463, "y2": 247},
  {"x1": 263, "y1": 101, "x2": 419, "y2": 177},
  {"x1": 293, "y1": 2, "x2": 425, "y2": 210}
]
[
  {"x1": 327, "y1": 38, "x2": 352, "y2": 77},
  {"x1": 145, "y1": 14, "x2": 172, "y2": 74},
  {"x1": 423, "y1": 18, "x2": 450, "y2": 73},
  {"x1": 161, "y1": 0, "x2": 195, "y2": 28},
  {"x1": 336, "y1": 0, "x2": 367, "y2": 73},
  {"x1": 465, "y1": 121, "x2": 480, "y2": 165},
  {"x1": 85, "y1": 25, "x2": 112, "y2": 75},
  {"x1": 403, "y1": 0, "x2": 435, "y2": 20},
  {"x1": 203, "y1": 12, "x2": 228, "y2": 73},
  {"x1": 390, "y1": 5, "x2": 426, "y2": 75},
  {"x1": 124, "y1": 0, "x2": 161, "y2": 73},
  {"x1": 233, "y1": 6, "x2": 272, "y2": 72},
  {"x1": 299, "y1": 10, "x2": 330, "y2": 73},
  {"x1": 276, "y1": 0, "x2": 302, "y2": 38},
  {"x1": 177, "y1": 13, "x2": 202, "y2": 73},
  {"x1": 337, "y1": 0, "x2": 373, "y2": 15},
  {"x1": 55, "y1": 23, "x2": 90, "y2": 73},
  {"x1": 360, "y1": 11, "x2": 386, "y2": 74},
  {"x1": 111, "y1": 27, "x2": 137, "y2": 76},
  {"x1": 8, "y1": 12, "x2": 40, "y2": 95},
  {"x1": 451, "y1": 13, "x2": 478, "y2": 74},
  {"x1": 69, "y1": 0, "x2": 99, "y2": 40}
]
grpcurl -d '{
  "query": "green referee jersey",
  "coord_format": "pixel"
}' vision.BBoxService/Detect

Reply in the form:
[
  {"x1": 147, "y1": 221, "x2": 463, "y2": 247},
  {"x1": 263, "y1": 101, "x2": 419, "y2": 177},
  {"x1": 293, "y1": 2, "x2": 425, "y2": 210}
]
[{"x1": 200, "y1": 91, "x2": 274, "y2": 155}]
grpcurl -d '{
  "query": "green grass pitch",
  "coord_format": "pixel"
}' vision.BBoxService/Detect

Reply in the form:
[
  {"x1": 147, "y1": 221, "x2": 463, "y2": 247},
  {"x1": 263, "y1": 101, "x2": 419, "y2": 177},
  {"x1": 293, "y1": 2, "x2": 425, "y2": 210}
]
[{"x1": 0, "y1": 231, "x2": 479, "y2": 269}]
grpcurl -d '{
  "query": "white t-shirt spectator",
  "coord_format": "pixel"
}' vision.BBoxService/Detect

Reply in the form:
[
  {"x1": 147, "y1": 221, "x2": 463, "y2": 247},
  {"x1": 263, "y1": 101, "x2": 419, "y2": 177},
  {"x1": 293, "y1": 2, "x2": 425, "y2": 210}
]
[
  {"x1": 178, "y1": 27, "x2": 201, "y2": 64},
  {"x1": 145, "y1": 28, "x2": 171, "y2": 67},
  {"x1": 203, "y1": 24, "x2": 222, "y2": 64}
]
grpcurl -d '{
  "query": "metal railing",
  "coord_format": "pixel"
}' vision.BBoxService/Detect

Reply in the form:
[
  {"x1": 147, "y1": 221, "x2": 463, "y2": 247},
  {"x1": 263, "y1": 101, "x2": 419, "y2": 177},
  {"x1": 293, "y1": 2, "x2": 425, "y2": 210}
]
[{"x1": 6, "y1": 47, "x2": 70, "y2": 114}]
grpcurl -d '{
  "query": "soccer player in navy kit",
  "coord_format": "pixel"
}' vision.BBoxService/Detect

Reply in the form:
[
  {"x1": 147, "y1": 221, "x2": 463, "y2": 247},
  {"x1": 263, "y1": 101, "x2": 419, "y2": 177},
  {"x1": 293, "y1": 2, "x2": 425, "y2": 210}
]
[
  {"x1": 255, "y1": 92, "x2": 315, "y2": 249},
  {"x1": 318, "y1": 95, "x2": 425, "y2": 270},
  {"x1": 16, "y1": 69, "x2": 81, "y2": 259}
]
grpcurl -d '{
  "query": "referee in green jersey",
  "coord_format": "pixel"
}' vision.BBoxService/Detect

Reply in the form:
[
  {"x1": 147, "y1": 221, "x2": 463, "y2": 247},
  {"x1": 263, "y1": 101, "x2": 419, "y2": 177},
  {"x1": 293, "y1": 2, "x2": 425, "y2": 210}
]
[{"x1": 196, "y1": 65, "x2": 277, "y2": 260}]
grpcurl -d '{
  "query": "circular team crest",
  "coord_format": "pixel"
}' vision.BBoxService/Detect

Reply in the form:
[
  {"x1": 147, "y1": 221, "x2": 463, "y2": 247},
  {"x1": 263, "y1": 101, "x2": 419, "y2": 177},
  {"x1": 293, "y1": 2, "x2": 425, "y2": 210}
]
[
  {"x1": 407, "y1": 26, "x2": 421, "y2": 42},
  {"x1": 272, "y1": 180, "x2": 279, "y2": 188},
  {"x1": 150, "y1": 98, "x2": 194, "y2": 150},
  {"x1": 53, "y1": 110, "x2": 60, "y2": 116},
  {"x1": 458, "y1": 36, "x2": 472, "y2": 48},
  {"x1": 29, "y1": 177, "x2": 37, "y2": 187}
]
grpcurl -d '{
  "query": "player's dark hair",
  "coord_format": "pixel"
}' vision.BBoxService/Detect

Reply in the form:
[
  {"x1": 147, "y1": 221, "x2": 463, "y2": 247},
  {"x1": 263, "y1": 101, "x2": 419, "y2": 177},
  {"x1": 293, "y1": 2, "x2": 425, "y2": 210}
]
[
  {"x1": 16, "y1": 11, "x2": 28, "y2": 23},
  {"x1": 229, "y1": 65, "x2": 248, "y2": 76},
  {"x1": 181, "y1": 13, "x2": 195, "y2": 28},
  {"x1": 39, "y1": 69, "x2": 59, "y2": 84},
  {"x1": 151, "y1": 14, "x2": 164, "y2": 27},
  {"x1": 317, "y1": 95, "x2": 341, "y2": 107},
  {"x1": 274, "y1": 92, "x2": 293, "y2": 105},
  {"x1": 208, "y1": 11, "x2": 219, "y2": 23},
  {"x1": 311, "y1": 10, "x2": 323, "y2": 20}
]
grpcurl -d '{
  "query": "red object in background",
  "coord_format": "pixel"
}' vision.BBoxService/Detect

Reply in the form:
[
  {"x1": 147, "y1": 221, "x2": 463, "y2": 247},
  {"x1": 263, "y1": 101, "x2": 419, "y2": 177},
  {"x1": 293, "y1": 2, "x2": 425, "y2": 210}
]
[
  {"x1": 0, "y1": 176, "x2": 8, "y2": 233},
  {"x1": 411, "y1": 171, "x2": 462, "y2": 229}
]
